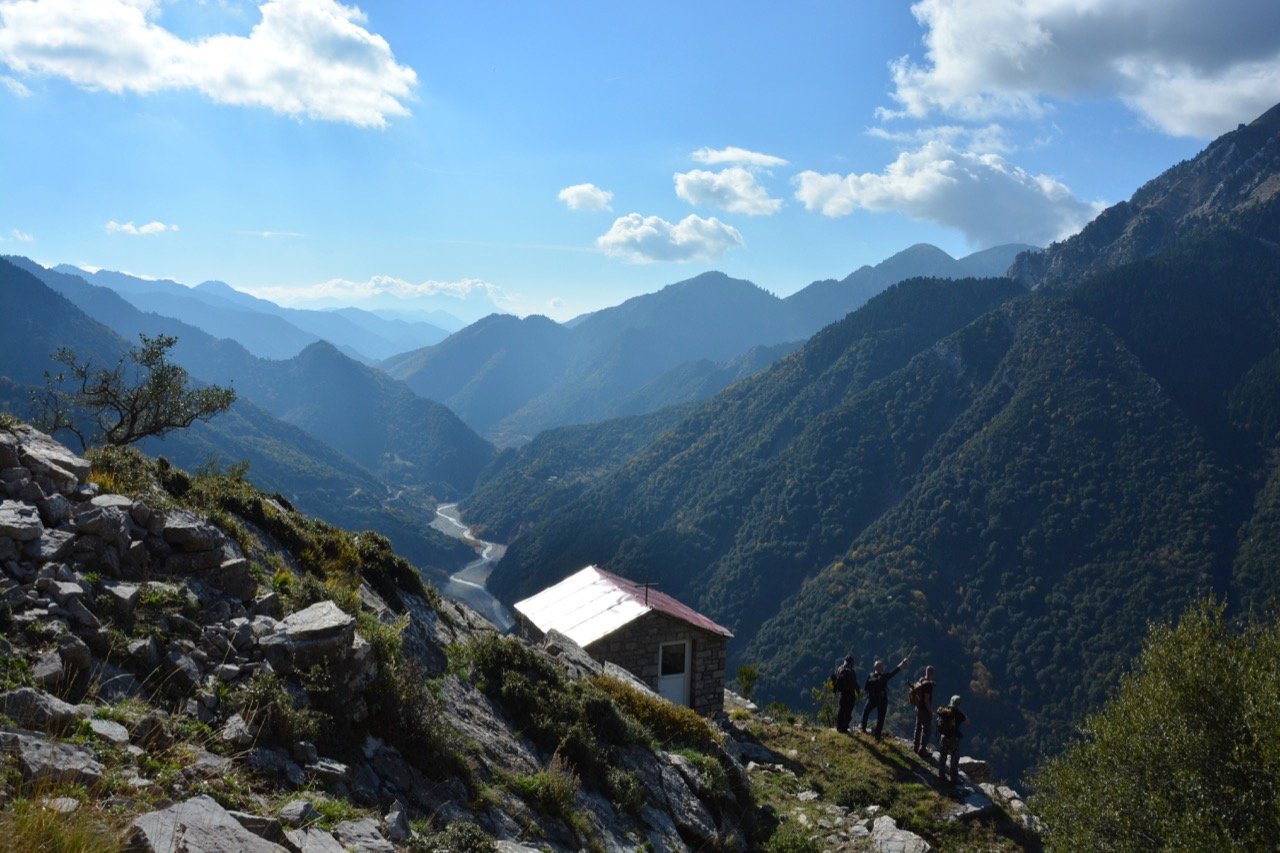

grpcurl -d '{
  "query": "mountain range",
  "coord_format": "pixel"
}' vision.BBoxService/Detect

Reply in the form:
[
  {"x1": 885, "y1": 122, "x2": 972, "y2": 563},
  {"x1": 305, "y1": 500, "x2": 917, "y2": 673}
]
[
  {"x1": 56, "y1": 265, "x2": 454, "y2": 362},
  {"x1": 478, "y1": 102, "x2": 1280, "y2": 781},
  {"x1": 0, "y1": 258, "x2": 482, "y2": 576},
  {"x1": 384, "y1": 243, "x2": 1031, "y2": 444}
]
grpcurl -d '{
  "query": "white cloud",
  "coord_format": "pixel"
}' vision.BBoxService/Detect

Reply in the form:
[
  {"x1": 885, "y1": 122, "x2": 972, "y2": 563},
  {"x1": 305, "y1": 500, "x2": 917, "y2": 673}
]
[
  {"x1": 557, "y1": 183, "x2": 613, "y2": 212},
  {"x1": 250, "y1": 274, "x2": 509, "y2": 305},
  {"x1": 238, "y1": 229, "x2": 306, "y2": 238},
  {"x1": 691, "y1": 146, "x2": 788, "y2": 167},
  {"x1": 106, "y1": 219, "x2": 178, "y2": 235},
  {"x1": 793, "y1": 140, "x2": 1100, "y2": 247},
  {"x1": 1, "y1": 73, "x2": 30, "y2": 96},
  {"x1": 596, "y1": 213, "x2": 744, "y2": 263},
  {"x1": 883, "y1": 0, "x2": 1280, "y2": 137},
  {"x1": 674, "y1": 166, "x2": 782, "y2": 216},
  {"x1": 0, "y1": 0, "x2": 417, "y2": 128},
  {"x1": 6, "y1": 227, "x2": 34, "y2": 242}
]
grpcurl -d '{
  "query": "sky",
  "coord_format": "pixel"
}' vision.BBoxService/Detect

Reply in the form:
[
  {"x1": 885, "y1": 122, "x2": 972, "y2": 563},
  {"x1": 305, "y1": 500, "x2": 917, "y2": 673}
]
[{"x1": 1, "y1": 0, "x2": 1278, "y2": 322}]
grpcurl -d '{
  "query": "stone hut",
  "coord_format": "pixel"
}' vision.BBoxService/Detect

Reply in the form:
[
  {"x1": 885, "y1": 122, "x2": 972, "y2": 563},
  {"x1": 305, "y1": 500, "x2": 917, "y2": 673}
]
[{"x1": 513, "y1": 566, "x2": 732, "y2": 716}]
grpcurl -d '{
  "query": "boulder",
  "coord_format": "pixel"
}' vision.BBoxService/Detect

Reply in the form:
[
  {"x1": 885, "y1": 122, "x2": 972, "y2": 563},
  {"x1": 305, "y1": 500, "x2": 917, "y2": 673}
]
[
  {"x1": 283, "y1": 600, "x2": 354, "y2": 643},
  {"x1": 89, "y1": 717, "x2": 131, "y2": 745},
  {"x1": 277, "y1": 798, "x2": 321, "y2": 828},
  {"x1": 219, "y1": 713, "x2": 256, "y2": 749},
  {"x1": 160, "y1": 510, "x2": 226, "y2": 552},
  {"x1": 0, "y1": 687, "x2": 81, "y2": 733},
  {"x1": 25, "y1": 529, "x2": 75, "y2": 563},
  {"x1": 870, "y1": 815, "x2": 932, "y2": 853},
  {"x1": 9, "y1": 426, "x2": 89, "y2": 492},
  {"x1": 0, "y1": 500, "x2": 43, "y2": 541},
  {"x1": 285, "y1": 827, "x2": 346, "y2": 853},
  {"x1": 228, "y1": 811, "x2": 291, "y2": 847},
  {"x1": 384, "y1": 799, "x2": 410, "y2": 843},
  {"x1": 957, "y1": 756, "x2": 991, "y2": 783},
  {"x1": 331, "y1": 818, "x2": 395, "y2": 853},
  {"x1": 126, "y1": 795, "x2": 289, "y2": 852},
  {"x1": 0, "y1": 731, "x2": 103, "y2": 787}
]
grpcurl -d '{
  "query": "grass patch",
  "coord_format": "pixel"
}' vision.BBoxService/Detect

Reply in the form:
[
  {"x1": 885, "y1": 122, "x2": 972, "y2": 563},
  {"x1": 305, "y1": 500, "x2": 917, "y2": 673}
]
[{"x1": 0, "y1": 797, "x2": 123, "y2": 852}]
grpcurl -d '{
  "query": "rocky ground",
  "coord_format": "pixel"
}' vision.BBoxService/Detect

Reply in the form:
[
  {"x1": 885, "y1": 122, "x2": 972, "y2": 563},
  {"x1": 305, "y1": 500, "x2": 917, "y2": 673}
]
[{"x1": 0, "y1": 421, "x2": 1043, "y2": 851}]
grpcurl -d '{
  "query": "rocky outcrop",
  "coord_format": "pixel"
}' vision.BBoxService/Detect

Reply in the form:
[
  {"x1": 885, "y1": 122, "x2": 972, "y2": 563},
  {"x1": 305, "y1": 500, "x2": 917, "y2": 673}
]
[{"x1": 125, "y1": 795, "x2": 289, "y2": 853}]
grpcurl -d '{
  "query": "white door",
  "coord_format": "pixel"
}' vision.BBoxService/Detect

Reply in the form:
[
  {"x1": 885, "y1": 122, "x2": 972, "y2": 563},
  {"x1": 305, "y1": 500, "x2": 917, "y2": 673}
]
[{"x1": 658, "y1": 641, "x2": 690, "y2": 706}]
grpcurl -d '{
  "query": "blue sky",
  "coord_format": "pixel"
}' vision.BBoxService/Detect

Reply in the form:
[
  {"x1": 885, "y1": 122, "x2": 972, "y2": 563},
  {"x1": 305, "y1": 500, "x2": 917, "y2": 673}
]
[{"x1": 2, "y1": 0, "x2": 1278, "y2": 322}]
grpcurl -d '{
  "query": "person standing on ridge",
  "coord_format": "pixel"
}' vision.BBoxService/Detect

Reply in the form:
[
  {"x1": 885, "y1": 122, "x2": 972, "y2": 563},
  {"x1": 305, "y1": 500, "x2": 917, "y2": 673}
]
[
  {"x1": 909, "y1": 665, "x2": 936, "y2": 756},
  {"x1": 831, "y1": 654, "x2": 860, "y2": 734},
  {"x1": 936, "y1": 694, "x2": 969, "y2": 784},
  {"x1": 860, "y1": 648, "x2": 912, "y2": 739}
]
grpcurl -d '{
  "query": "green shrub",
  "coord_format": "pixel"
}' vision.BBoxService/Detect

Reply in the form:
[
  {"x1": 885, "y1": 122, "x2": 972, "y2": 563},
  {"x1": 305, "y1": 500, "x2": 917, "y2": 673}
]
[
  {"x1": 590, "y1": 675, "x2": 721, "y2": 751},
  {"x1": 415, "y1": 819, "x2": 497, "y2": 852},
  {"x1": 508, "y1": 752, "x2": 580, "y2": 821},
  {"x1": 1033, "y1": 598, "x2": 1280, "y2": 852}
]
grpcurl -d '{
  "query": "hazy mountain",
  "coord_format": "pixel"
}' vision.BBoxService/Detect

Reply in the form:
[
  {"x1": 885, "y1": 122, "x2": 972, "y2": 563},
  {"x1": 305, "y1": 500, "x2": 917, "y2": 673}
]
[
  {"x1": 0, "y1": 258, "x2": 474, "y2": 575},
  {"x1": 783, "y1": 243, "x2": 1034, "y2": 337},
  {"x1": 7, "y1": 258, "x2": 493, "y2": 499},
  {"x1": 480, "y1": 103, "x2": 1280, "y2": 781},
  {"x1": 389, "y1": 246, "x2": 1033, "y2": 445},
  {"x1": 56, "y1": 266, "x2": 450, "y2": 361}
]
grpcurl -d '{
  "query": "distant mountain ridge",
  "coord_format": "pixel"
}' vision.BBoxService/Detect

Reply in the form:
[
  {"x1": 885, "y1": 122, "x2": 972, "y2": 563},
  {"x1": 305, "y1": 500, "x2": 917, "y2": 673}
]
[
  {"x1": 0, "y1": 257, "x2": 477, "y2": 575},
  {"x1": 55, "y1": 265, "x2": 451, "y2": 361},
  {"x1": 386, "y1": 243, "x2": 1032, "y2": 444}
]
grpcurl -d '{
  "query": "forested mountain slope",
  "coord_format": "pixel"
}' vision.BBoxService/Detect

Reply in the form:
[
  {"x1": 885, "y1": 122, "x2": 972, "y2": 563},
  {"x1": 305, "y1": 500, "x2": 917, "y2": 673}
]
[
  {"x1": 486, "y1": 273, "x2": 1028, "y2": 620},
  {"x1": 6, "y1": 258, "x2": 494, "y2": 498},
  {"x1": 0, "y1": 259, "x2": 475, "y2": 575}
]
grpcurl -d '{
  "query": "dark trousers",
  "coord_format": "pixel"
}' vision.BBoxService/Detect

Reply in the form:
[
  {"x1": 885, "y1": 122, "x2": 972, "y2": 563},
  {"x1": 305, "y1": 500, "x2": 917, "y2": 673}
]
[
  {"x1": 836, "y1": 694, "x2": 856, "y2": 732},
  {"x1": 861, "y1": 697, "x2": 887, "y2": 737},
  {"x1": 912, "y1": 707, "x2": 932, "y2": 754},
  {"x1": 939, "y1": 735, "x2": 962, "y2": 781}
]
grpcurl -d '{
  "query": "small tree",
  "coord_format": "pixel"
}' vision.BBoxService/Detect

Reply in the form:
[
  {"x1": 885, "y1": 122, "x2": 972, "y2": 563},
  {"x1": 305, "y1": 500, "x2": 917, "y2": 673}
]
[
  {"x1": 1032, "y1": 598, "x2": 1280, "y2": 851},
  {"x1": 734, "y1": 663, "x2": 760, "y2": 702},
  {"x1": 33, "y1": 333, "x2": 235, "y2": 450}
]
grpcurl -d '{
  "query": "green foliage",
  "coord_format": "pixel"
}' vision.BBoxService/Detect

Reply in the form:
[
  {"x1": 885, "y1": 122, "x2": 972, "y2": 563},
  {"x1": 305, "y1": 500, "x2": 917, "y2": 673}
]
[
  {"x1": 414, "y1": 820, "x2": 497, "y2": 853},
  {"x1": 232, "y1": 672, "x2": 324, "y2": 744},
  {"x1": 0, "y1": 797, "x2": 122, "y2": 853},
  {"x1": 85, "y1": 443, "x2": 159, "y2": 497},
  {"x1": 506, "y1": 752, "x2": 580, "y2": 823},
  {"x1": 1033, "y1": 600, "x2": 1280, "y2": 852},
  {"x1": 34, "y1": 332, "x2": 235, "y2": 449},
  {"x1": 590, "y1": 674, "x2": 721, "y2": 752},
  {"x1": 0, "y1": 648, "x2": 31, "y2": 691},
  {"x1": 734, "y1": 663, "x2": 760, "y2": 701}
]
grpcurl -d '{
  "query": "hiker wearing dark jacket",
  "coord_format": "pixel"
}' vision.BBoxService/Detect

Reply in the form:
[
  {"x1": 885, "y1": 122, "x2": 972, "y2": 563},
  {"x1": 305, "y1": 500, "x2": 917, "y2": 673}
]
[
  {"x1": 860, "y1": 650, "x2": 911, "y2": 739},
  {"x1": 910, "y1": 665, "x2": 936, "y2": 755},
  {"x1": 831, "y1": 654, "x2": 860, "y2": 733},
  {"x1": 936, "y1": 694, "x2": 968, "y2": 783}
]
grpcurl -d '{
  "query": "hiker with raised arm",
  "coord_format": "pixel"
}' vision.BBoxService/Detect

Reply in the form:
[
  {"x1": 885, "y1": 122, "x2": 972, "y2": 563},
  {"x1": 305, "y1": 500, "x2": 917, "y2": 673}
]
[{"x1": 860, "y1": 647, "x2": 912, "y2": 740}]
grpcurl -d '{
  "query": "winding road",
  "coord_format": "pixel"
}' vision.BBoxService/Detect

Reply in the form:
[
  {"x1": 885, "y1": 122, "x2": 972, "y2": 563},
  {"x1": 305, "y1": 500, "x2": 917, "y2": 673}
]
[{"x1": 432, "y1": 503, "x2": 515, "y2": 631}]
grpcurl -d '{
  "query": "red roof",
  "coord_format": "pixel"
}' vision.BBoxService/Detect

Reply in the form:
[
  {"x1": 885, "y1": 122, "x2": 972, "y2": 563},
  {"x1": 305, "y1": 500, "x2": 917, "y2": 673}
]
[{"x1": 592, "y1": 566, "x2": 734, "y2": 638}]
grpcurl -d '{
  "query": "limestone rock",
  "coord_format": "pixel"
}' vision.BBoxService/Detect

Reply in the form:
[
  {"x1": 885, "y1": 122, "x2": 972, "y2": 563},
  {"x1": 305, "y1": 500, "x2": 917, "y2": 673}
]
[
  {"x1": 89, "y1": 717, "x2": 131, "y2": 745},
  {"x1": 870, "y1": 815, "x2": 932, "y2": 853},
  {"x1": 126, "y1": 794, "x2": 288, "y2": 852},
  {"x1": 0, "y1": 687, "x2": 81, "y2": 733},
  {"x1": 0, "y1": 731, "x2": 103, "y2": 788},
  {"x1": 277, "y1": 798, "x2": 321, "y2": 827},
  {"x1": 957, "y1": 756, "x2": 990, "y2": 782},
  {"x1": 160, "y1": 509, "x2": 227, "y2": 552},
  {"x1": 283, "y1": 600, "x2": 354, "y2": 643},
  {"x1": 0, "y1": 500, "x2": 43, "y2": 541},
  {"x1": 285, "y1": 827, "x2": 346, "y2": 853},
  {"x1": 10, "y1": 426, "x2": 90, "y2": 493},
  {"x1": 331, "y1": 818, "x2": 395, "y2": 852},
  {"x1": 220, "y1": 713, "x2": 256, "y2": 748}
]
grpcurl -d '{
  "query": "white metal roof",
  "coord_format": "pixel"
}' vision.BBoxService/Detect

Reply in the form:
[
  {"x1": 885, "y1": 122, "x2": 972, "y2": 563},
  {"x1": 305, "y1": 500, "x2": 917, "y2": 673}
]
[{"x1": 512, "y1": 565, "x2": 732, "y2": 648}]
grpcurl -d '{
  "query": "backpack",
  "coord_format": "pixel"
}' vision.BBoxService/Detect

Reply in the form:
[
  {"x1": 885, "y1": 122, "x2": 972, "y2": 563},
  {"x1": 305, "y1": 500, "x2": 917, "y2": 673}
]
[
  {"x1": 937, "y1": 706, "x2": 961, "y2": 737},
  {"x1": 831, "y1": 662, "x2": 854, "y2": 694},
  {"x1": 907, "y1": 679, "x2": 926, "y2": 708}
]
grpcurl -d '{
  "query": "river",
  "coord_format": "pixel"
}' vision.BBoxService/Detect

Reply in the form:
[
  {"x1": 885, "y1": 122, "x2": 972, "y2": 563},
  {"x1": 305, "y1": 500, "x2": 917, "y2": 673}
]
[{"x1": 431, "y1": 503, "x2": 515, "y2": 631}]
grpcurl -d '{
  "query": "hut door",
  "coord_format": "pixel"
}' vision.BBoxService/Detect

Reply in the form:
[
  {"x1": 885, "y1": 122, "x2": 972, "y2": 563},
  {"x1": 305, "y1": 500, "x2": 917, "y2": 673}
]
[{"x1": 658, "y1": 641, "x2": 690, "y2": 706}]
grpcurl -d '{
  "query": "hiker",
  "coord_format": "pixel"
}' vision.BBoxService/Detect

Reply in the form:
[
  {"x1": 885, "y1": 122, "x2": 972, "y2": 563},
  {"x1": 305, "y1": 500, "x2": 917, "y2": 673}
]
[
  {"x1": 860, "y1": 648, "x2": 912, "y2": 739},
  {"x1": 830, "y1": 654, "x2": 860, "y2": 734},
  {"x1": 936, "y1": 694, "x2": 968, "y2": 784},
  {"x1": 909, "y1": 665, "x2": 936, "y2": 756}
]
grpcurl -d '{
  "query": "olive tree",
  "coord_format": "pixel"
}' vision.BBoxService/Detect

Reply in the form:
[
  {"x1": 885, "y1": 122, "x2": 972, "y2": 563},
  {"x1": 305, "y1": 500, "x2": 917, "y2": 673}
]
[
  {"x1": 34, "y1": 333, "x2": 235, "y2": 449},
  {"x1": 1032, "y1": 599, "x2": 1280, "y2": 851}
]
